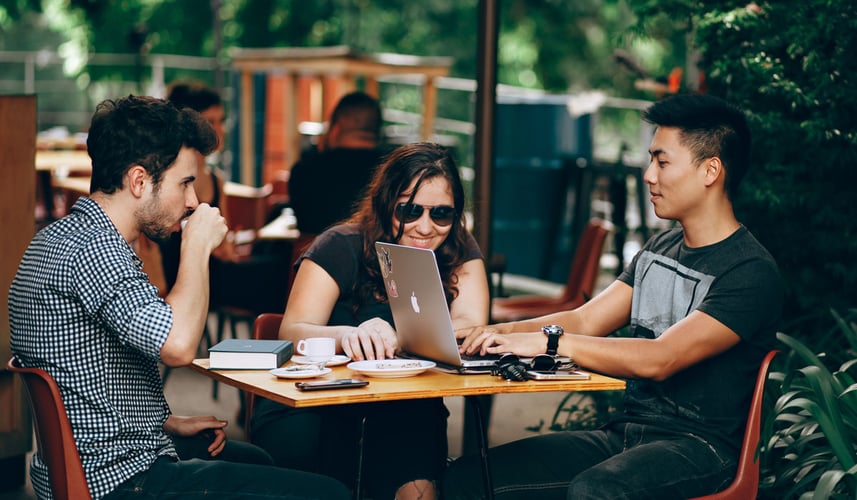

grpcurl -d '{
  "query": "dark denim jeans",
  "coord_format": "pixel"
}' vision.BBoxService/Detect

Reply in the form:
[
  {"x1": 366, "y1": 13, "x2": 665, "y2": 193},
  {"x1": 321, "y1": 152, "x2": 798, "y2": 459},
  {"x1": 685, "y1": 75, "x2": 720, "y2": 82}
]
[
  {"x1": 103, "y1": 435, "x2": 350, "y2": 499},
  {"x1": 442, "y1": 422, "x2": 737, "y2": 500}
]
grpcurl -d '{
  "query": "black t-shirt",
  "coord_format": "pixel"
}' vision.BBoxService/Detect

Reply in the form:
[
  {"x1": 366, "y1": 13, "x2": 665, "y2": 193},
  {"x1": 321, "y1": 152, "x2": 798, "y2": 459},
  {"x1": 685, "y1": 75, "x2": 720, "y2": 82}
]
[
  {"x1": 615, "y1": 225, "x2": 782, "y2": 454},
  {"x1": 298, "y1": 224, "x2": 483, "y2": 328},
  {"x1": 288, "y1": 148, "x2": 385, "y2": 234}
]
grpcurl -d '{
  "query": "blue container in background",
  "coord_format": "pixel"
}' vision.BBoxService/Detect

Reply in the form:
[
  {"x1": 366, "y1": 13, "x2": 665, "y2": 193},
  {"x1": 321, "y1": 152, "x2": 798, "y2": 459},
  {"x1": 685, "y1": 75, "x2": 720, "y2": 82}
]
[{"x1": 491, "y1": 95, "x2": 593, "y2": 282}]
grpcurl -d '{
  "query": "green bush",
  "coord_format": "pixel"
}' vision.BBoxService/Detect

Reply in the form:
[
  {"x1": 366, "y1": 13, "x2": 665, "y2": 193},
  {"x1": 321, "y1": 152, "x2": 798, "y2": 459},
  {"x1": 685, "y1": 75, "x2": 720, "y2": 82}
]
[
  {"x1": 761, "y1": 311, "x2": 857, "y2": 499},
  {"x1": 626, "y1": 1, "x2": 857, "y2": 338}
]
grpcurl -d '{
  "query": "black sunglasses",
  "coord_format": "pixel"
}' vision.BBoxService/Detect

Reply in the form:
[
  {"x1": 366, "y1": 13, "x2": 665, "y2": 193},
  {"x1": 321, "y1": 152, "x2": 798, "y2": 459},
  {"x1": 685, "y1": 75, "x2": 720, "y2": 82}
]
[
  {"x1": 492, "y1": 353, "x2": 575, "y2": 381},
  {"x1": 394, "y1": 202, "x2": 457, "y2": 226}
]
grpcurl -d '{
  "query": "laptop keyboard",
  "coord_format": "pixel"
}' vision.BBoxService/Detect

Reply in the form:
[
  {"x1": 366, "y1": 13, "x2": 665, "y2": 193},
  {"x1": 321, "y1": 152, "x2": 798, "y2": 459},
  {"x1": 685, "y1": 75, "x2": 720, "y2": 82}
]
[{"x1": 460, "y1": 352, "x2": 502, "y2": 362}]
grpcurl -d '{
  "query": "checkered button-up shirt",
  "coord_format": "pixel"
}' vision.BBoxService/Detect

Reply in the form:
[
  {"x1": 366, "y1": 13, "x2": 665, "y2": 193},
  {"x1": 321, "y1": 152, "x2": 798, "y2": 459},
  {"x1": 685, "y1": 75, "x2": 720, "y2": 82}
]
[{"x1": 9, "y1": 197, "x2": 177, "y2": 500}]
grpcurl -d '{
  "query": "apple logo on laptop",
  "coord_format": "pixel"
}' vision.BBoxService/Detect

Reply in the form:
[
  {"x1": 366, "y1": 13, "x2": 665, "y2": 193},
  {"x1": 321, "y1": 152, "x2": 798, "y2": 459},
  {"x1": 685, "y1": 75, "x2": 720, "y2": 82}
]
[{"x1": 410, "y1": 292, "x2": 421, "y2": 313}]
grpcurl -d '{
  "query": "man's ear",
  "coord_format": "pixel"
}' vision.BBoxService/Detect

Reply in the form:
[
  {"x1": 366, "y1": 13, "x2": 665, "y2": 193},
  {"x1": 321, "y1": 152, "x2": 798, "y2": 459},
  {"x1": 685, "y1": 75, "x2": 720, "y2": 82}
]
[
  {"x1": 126, "y1": 165, "x2": 151, "y2": 198},
  {"x1": 703, "y1": 157, "x2": 724, "y2": 187}
]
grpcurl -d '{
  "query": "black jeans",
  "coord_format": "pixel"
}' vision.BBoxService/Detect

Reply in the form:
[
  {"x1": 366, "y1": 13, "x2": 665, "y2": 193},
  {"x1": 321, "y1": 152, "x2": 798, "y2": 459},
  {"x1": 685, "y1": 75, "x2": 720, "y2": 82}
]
[
  {"x1": 251, "y1": 397, "x2": 449, "y2": 499},
  {"x1": 104, "y1": 434, "x2": 350, "y2": 499},
  {"x1": 442, "y1": 422, "x2": 737, "y2": 500}
]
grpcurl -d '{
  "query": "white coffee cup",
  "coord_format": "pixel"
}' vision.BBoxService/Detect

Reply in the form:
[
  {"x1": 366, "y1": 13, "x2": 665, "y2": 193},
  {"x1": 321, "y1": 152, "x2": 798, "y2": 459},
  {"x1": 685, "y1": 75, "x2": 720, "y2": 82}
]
[{"x1": 296, "y1": 337, "x2": 336, "y2": 363}]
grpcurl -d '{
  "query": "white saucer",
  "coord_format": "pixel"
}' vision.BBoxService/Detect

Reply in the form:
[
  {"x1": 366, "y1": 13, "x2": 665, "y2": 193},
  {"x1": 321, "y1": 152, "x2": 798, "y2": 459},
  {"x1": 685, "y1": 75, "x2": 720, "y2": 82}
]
[
  {"x1": 270, "y1": 366, "x2": 332, "y2": 379},
  {"x1": 291, "y1": 355, "x2": 351, "y2": 367},
  {"x1": 347, "y1": 359, "x2": 436, "y2": 378}
]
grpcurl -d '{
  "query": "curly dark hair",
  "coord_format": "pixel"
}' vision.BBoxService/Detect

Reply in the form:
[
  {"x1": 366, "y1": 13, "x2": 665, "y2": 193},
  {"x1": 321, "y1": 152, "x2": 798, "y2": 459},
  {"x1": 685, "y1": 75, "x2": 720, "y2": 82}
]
[
  {"x1": 348, "y1": 142, "x2": 470, "y2": 309},
  {"x1": 86, "y1": 95, "x2": 217, "y2": 194}
]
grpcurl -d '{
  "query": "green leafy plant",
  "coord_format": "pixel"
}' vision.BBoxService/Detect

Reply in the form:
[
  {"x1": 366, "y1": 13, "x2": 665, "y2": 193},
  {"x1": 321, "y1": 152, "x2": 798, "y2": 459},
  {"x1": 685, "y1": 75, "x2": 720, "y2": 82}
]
[
  {"x1": 761, "y1": 311, "x2": 857, "y2": 499},
  {"x1": 546, "y1": 390, "x2": 624, "y2": 432}
]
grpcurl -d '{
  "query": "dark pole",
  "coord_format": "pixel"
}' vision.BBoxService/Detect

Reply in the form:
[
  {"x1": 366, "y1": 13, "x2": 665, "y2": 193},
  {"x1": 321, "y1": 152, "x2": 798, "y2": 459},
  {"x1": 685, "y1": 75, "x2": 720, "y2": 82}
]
[
  {"x1": 463, "y1": 0, "x2": 499, "y2": 459},
  {"x1": 472, "y1": 0, "x2": 498, "y2": 257},
  {"x1": 211, "y1": 0, "x2": 224, "y2": 94}
]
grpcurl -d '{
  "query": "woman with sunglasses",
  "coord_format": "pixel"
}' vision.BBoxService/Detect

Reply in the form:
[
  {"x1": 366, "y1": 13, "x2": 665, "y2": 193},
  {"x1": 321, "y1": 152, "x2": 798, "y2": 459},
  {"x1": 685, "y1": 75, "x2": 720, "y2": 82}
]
[{"x1": 250, "y1": 142, "x2": 490, "y2": 500}]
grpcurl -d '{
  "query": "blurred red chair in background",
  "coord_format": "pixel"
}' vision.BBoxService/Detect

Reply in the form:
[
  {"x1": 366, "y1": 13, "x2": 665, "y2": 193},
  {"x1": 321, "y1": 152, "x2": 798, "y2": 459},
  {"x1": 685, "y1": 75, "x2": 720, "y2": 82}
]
[{"x1": 490, "y1": 218, "x2": 613, "y2": 322}]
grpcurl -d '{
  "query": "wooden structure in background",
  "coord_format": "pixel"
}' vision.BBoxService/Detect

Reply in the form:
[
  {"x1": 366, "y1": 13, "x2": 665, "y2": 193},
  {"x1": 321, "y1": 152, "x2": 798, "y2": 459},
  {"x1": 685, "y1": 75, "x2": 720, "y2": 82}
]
[
  {"x1": 230, "y1": 45, "x2": 453, "y2": 185},
  {"x1": 0, "y1": 95, "x2": 36, "y2": 491}
]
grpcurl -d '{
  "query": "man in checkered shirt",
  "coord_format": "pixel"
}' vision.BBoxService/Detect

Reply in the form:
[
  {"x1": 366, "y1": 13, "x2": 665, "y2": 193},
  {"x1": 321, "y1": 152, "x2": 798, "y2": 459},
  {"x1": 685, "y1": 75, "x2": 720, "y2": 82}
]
[{"x1": 9, "y1": 95, "x2": 349, "y2": 500}]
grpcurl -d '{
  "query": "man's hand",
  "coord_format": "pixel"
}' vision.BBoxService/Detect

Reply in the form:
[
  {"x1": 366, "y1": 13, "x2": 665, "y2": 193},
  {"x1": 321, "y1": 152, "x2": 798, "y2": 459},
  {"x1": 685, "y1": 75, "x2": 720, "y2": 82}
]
[
  {"x1": 460, "y1": 327, "x2": 547, "y2": 358},
  {"x1": 342, "y1": 318, "x2": 398, "y2": 360},
  {"x1": 182, "y1": 203, "x2": 228, "y2": 256},
  {"x1": 457, "y1": 326, "x2": 504, "y2": 354},
  {"x1": 164, "y1": 415, "x2": 228, "y2": 457}
]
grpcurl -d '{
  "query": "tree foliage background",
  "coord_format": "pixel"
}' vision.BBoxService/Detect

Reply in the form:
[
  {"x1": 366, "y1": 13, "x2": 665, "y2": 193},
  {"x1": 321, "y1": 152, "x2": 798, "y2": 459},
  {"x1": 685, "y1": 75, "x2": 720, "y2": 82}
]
[
  {"x1": 0, "y1": 1, "x2": 680, "y2": 121},
  {"x1": 3, "y1": 0, "x2": 853, "y2": 333},
  {"x1": 625, "y1": 0, "x2": 857, "y2": 337}
]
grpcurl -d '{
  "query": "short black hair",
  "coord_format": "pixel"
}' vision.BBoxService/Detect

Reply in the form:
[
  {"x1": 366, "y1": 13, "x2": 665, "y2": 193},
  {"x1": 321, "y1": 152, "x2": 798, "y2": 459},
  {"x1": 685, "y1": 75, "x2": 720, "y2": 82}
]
[
  {"x1": 86, "y1": 95, "x2": 217, "y2": 194},
  {"x1": 329, "y1": 91, "x2": 383, "y2": 139},
  {"x1": 166, "y1": 80, "x2": 221, "y2": 113},
  {"x1": 643, "y1": 93, "x2": 751, "y2": 199}
]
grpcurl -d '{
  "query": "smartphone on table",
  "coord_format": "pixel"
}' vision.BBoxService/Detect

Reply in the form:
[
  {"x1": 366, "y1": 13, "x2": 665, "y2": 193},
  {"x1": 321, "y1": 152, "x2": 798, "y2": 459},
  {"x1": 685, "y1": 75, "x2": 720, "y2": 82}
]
[
  {"x1": 295, "y1": 378, "x2": 370, "y2": 391},
  {"x1": 526, "y1": 371, "x2": 590, "y2": 381}
]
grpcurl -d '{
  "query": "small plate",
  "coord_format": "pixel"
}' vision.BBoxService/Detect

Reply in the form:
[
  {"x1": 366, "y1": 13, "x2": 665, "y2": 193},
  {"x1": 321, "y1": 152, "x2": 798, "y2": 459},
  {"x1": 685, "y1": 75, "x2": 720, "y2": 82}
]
[
  {"x1": 347, "y1": 359, "x2": 436, "y2": 378},
  {"x1": 291, "y1": 355, "x2": 351, "y2": 367},
  {"x1": 270, "y1": 366, "x2": 332, "y2": 379}
]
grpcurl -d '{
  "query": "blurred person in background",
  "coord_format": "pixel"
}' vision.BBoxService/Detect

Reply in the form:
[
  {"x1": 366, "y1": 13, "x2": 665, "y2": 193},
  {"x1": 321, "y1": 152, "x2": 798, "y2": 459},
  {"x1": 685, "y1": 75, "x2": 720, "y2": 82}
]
[{"x1": 288, "y1": 91, "x2": 386, "y2": 235}]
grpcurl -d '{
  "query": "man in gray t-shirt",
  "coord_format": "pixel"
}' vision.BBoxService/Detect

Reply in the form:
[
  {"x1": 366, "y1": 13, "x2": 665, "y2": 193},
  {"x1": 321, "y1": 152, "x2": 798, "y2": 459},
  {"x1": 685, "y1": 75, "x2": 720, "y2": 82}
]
[{"x1": 445, "y1": 93, "x2": 783, "y2": 499}]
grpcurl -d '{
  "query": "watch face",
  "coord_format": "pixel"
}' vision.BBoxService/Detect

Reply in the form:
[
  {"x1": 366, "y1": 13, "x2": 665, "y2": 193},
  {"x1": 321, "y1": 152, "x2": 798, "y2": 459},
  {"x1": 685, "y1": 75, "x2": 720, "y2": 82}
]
[{"x1": 543, "y1": 325, "x2": 563, "y2": 336}]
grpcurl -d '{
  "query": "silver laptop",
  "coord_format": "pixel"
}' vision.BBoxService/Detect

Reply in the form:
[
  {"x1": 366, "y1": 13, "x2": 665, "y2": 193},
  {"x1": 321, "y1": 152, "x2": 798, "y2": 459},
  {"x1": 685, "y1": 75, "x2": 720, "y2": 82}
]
[{"x1": 375, "y1": 241, "x2": 499, "y2": 373}]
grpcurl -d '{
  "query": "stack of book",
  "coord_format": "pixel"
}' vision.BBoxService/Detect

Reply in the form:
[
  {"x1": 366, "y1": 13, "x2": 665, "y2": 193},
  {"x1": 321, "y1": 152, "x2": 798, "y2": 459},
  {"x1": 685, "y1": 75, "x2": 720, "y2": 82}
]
[{"x1": 208, "y1": 339, "x2": 293, "y2": 370}]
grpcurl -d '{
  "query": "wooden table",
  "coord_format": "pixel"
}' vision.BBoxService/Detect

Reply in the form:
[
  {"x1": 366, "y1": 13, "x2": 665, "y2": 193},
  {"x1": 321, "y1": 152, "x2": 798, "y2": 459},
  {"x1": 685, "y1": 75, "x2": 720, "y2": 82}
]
[
  {"x1": 35, "y1": 150, "x2": 91, "y2": 220},
  {"x1": 35, "y1": 149, "x2": 92, "y2": 173},
  {"x1": 190, "y1": 359, "x2": 625, "y2": 498},
  {"x1": 190, "y1": 358, "x2": 624, "y2": 406},
  {"x1": 256, "y1": 218, "x2": 301, "y2": 241}
]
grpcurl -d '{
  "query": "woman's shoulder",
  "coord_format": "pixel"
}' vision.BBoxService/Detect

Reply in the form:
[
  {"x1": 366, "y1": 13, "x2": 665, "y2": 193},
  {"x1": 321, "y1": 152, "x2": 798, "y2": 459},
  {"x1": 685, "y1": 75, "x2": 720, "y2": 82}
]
[
  {"x1": 310, "y1": 223, "x2": 363, "y2": 253},
  {"x1": 461, "y1": 231, "x2": 484, "y2": 261}
]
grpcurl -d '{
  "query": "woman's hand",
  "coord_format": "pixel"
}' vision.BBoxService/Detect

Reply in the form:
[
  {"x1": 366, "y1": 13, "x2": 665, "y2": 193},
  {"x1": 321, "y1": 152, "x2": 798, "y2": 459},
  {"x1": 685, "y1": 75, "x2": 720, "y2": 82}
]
[
  {"x1": 163, "y1": 415, "x2": 228, "y2": 457},
  {"x1": 342, "y1": 318, "x2": 398, "y2": 360}
]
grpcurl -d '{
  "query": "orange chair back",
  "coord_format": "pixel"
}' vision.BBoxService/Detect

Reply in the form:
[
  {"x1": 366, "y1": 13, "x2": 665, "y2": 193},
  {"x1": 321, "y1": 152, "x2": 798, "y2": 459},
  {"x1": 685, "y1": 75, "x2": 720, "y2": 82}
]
[
  {"x1": 560, "y1": 218, "x2": 613, "y2": 303},
  {"x1": 254, "y1": 313, "x2": 285, "y2": 341},
  {"x1": 691, "y1": 349, "x2": 778, "y2": 499},
  {"x1": 6, "y1": 357, "x2": 92, "y2": 500},
  {"x1": 490, "y1": 218, "x2": 612, "y2": 322}
]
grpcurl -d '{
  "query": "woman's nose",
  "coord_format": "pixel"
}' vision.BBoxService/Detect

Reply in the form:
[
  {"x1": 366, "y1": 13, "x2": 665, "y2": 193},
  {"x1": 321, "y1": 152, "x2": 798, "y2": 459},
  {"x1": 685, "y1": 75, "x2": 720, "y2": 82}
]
[{"x1": 415, "y1": 212, "x2": 434, "y2": 233}]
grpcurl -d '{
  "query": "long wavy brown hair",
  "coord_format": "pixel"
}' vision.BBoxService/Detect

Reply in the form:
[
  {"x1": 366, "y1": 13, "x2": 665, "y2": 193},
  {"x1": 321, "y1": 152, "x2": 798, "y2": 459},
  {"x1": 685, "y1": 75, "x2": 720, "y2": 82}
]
[{"x1": 347, "y1": 142, "x2": 470, "y2": 309}]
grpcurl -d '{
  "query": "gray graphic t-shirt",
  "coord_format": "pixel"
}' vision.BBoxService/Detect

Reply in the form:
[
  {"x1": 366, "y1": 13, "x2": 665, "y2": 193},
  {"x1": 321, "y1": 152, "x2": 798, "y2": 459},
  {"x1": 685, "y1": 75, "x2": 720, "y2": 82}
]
[{"x1": 614, "y1": 226, "x2": 781, "y2": 455}]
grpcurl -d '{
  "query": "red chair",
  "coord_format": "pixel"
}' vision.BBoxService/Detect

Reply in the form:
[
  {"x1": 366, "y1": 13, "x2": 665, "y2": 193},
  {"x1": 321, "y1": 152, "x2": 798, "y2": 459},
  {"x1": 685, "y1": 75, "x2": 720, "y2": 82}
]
[
  {"x1": 490, "y1": 218, "x2": 613, "y2": 322},
  {"x1": 691, "y1": 350, "x2": 779, "y2": 499},
  {"x1": 6, "y1": 357, "x2": 92, "y2": 500}
]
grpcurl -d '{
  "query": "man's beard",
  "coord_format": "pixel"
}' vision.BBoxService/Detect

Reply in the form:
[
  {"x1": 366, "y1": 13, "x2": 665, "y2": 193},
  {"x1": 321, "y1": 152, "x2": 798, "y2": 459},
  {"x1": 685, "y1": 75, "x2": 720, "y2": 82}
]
[{"x1": 138, "y1": 188, "x2": 184, "y2": 243}]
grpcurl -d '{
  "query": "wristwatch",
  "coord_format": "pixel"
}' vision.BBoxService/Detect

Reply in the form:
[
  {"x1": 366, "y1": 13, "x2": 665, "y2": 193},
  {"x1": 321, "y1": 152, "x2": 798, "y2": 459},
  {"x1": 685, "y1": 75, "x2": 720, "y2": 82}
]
[{"x1": 542, "y1": 324, "x2": 564, "y2": 356}]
